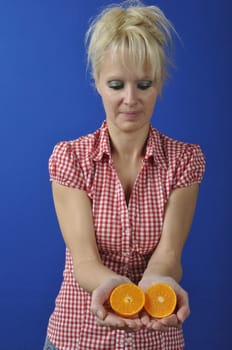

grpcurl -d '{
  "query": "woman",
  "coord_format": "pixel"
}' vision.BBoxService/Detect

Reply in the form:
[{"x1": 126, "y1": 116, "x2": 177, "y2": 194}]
[{"x1": 44, "y1": 1, "x2": 205, "y2": 349}]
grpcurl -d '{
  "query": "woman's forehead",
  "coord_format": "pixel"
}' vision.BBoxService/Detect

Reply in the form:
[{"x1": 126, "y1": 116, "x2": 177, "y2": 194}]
[{"x1": 100, "y1": 49, "x2": 153, "y2": 78}]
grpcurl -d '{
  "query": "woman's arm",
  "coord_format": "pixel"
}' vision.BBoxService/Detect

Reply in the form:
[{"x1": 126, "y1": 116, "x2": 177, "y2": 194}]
[
  {"x1": 139, "y1": 183, "x2": 199, "y2": 330},
  {"x1": 143, "y1": 183, "x2": 199, "y2": 280},
  {"x1": 52, "y1": 181, "x2": 141, "y2": 330},
  {"x1": 51, "y1": 182, "x2": 121, "y2": 292}
]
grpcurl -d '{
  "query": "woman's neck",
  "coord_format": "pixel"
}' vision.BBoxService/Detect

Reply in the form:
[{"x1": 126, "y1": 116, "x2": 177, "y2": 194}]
[{"x1": 107, "y1": 122, "x2": 150, "y2": 162}]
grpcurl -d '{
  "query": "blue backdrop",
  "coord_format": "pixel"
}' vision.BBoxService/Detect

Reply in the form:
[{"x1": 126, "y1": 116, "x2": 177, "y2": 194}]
[{"x1": 0, "y1": 0, "x2": 231, "y2": 349}]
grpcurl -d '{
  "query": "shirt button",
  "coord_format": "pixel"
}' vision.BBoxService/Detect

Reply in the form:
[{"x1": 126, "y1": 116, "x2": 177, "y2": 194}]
[{"x1": 125, "y1": 337, "x2": 132, "y2": 344}]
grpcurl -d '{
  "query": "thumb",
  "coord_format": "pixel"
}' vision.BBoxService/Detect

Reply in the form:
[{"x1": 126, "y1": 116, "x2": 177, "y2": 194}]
[
  {"x1": 91, "y1": 304, "x2": 107, "y2": 321},
  {"x1": 176, "y1": 289, "x2": 190, "y2": 323},
  {"x1": 90, "y1": 279, "x2": 118, "y2": 319},
  {"x1": 90, "y1": 277, "x2": 130, "y2": 319}
]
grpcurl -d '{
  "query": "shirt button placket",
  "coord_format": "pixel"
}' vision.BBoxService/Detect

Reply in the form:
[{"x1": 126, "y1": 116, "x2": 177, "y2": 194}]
[
  {"x1": 125, "y1": 334, "x2": 133, "y2": 350},
  {"x1": 122, "y1": 251, "x2": 128, "y2": 273},
  {"x1": 124, "y1": 227, "x2": 130, "y2": 247},
  {"x1": 120, "y1": 333, "x2": 133, "y2": 350},
  {"x1": 122, "y1": 227, "x2": 130, "y2": 273}
]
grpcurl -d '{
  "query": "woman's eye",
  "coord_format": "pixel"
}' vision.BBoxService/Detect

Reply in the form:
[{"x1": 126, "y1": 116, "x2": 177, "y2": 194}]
[
  {"x1": 137, "y1": 80, "x2": 153, "y2": 90},
  {"x1": 107, "y1": 80, "x2": 124, "y2": 90}
]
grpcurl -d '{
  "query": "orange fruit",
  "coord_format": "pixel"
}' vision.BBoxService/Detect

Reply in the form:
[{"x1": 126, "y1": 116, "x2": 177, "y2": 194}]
[
  {"x1": 110, "y1": 283, "x2": 145, "y2": 317},
  {"x1": 144, "y1": 283, "x2": 177, "y2": 318}
]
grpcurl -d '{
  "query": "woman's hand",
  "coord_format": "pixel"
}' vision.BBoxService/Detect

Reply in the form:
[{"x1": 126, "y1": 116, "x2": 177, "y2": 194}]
[
  {"x1": 91, "y1": 277, "x2": 143, "y2": 331},
  {"x1": 138, "y1": 275, "x2": 190, "y2": 332}
]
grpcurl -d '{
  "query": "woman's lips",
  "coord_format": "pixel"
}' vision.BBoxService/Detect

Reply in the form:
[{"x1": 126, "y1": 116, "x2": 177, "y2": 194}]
[{"x1": 120, "y1": 111, "x2": 140, "y2": 117}]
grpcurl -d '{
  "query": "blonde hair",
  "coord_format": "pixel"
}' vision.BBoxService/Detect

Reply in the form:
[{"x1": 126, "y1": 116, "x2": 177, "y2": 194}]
[{"x1": 85, "y1": 0, "x2": 176, "y2": 88}]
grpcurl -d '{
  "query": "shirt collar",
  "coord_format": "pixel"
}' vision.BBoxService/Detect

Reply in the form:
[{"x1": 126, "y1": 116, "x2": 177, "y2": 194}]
[
  {"x1": 92, "y1": 121, "x2": 111, "y2": 161},
  {"x1": 92, "y1": 121, "x2": 168, "y2": 169},
  {"x1": 144, "y1": 126, "x2": 168, "y2": 169}
]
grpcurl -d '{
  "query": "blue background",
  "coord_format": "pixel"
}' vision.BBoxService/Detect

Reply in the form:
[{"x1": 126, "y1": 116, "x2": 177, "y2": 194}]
[{"x1": 0, "y1": 0, "x2": 231, "y2": 349}]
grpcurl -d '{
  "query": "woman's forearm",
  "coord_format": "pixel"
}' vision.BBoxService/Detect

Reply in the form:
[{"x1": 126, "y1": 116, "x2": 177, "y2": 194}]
[
  {"x1": 142, "y1": 185, "x2": 199, "y2": 283},
  {"x1": 51, "y1": 184, "x2": 124, "y2": 292},
  {"x1": 143, "y1": 253, "x2": 183, "y2": 282},
  {"x1": 72, "y1": 257, "x2": 123, "y2": 292}
]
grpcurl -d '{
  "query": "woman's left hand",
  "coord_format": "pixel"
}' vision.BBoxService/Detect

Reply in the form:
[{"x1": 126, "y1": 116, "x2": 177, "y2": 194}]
[{"x1": 138, "y1": 275, "x2": 190, "y2": 332}]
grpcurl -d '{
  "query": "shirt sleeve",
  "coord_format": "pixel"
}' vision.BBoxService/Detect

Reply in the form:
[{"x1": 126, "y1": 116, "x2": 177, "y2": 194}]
[
  {"x1": 48, "y1": 141, "x2": 85, "y2": 189},
  {"x1": 172, "y1": 144, "x2": 206, "y2": 189}
]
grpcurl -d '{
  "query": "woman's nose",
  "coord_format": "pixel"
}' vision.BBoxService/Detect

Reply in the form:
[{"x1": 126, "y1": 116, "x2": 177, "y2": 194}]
[{"x1": 123, "y1": 85, "x2": 138, "y2": 105}]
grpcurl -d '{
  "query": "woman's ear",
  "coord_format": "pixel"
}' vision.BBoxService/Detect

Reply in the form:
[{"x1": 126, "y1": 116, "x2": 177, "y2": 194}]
[{"x1": 95, "y1": 80, "x2": 101, "y2": 96}]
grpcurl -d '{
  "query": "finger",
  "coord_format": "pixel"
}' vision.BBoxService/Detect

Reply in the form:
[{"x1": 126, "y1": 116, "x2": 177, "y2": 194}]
[
  {"x1": 96, "y1": 314, "x2": 126, "y2": 329},
  {"x1": 176, "y1": 290, "x2": 190, "y2": 323},
  {"x1": 92, "y1": 306, "x2": 107, "y2": 321},
  {"x1": 123, "y1": 317, "x2": 143, "y2": 331},
  {"x1": 90, "y1": 292, "x2": 107, "y2": 320},
  {"x1": 91, "y1": 277, "x2": 131, "y2": 317},
  {"x1": 98, "y1": 312, "x2": 142, "y2": 331},
  {"x1": 90, "y1": 287, "x2": 111, "y2": 320},
  {"x1": 91, "y1": 285, "x2": 110, "y2": 306},
  {"x1": 159, "y1": 314, "x2": 179, "y2": 328},
  {"x1": 140, "y1": 310, "x2": 151, "y2": 327},
  {"x1": 149, "y1": 319, "x2": 169, "y2": 332},
  {"x1": 96, "y1": 313, "x2": 140, "y2": 331}
]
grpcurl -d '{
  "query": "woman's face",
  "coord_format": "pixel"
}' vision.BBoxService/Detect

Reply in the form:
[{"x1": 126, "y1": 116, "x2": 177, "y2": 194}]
[{"x1": 96, "y1": 51, "x2": 159, "y2": 134}]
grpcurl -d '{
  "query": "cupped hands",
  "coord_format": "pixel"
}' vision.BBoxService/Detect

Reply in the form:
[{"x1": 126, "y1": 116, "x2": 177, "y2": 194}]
[{"x1": 90, "y1": 275, "x2": 190, "y2": 332}]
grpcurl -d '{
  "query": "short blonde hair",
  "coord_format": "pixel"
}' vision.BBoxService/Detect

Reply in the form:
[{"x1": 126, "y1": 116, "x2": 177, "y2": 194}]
[{"x1": 85, "y1": 0, "x2": 176, "y2": 88}]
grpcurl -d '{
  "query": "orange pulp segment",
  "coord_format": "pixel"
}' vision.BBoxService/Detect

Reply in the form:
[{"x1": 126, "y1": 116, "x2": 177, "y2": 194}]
[
  {"x1": 110, "y1": 283, "x2": 145, "y2": 317},
  {"x1": 144, "y1": 283, "x2": 177, "y2": 318}
]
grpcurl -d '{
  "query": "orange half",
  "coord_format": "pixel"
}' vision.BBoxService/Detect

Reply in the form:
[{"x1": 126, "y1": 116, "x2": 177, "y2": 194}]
[
  {"x1": 144, "y1": 283, "x2": 177, "y2": 318},
  {"x1": 110, "y1": 283, "x2": 145, "y2": 317}
]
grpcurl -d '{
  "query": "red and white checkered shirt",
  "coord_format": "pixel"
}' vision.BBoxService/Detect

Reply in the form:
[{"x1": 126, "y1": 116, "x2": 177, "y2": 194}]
[{"x1": 47, "y1": 121, "x2": 205, "y2": 350}]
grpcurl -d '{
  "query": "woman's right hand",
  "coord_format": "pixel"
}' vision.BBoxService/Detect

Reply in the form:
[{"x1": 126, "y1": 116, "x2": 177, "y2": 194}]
[{"x1": 90, "y1": 277, "x2": 143, "y2": 331}]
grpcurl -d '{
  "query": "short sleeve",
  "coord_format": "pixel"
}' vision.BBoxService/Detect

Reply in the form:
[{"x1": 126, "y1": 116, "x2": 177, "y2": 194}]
[
  {"x1": 172, "y1": 144, "x2": 206, "y2": 189},
  {"x1": 48, "y1": 141, "x2": 85, "y2": 189}
]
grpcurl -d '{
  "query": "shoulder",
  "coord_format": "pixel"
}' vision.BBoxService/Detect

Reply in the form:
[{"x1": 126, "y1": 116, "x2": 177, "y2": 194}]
[
  {"x1": 151, "y1": 127, "x2": 205, "y2": 167},
  {"x1": 150, "y1": 127, "x2": 205, "y2": 187},
  {"x1": 48, "y1": 127, "x2": 102, "y2": 189},
  {"x1": 50, "y1": 127, "x2": 101, "y2": 162}
]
